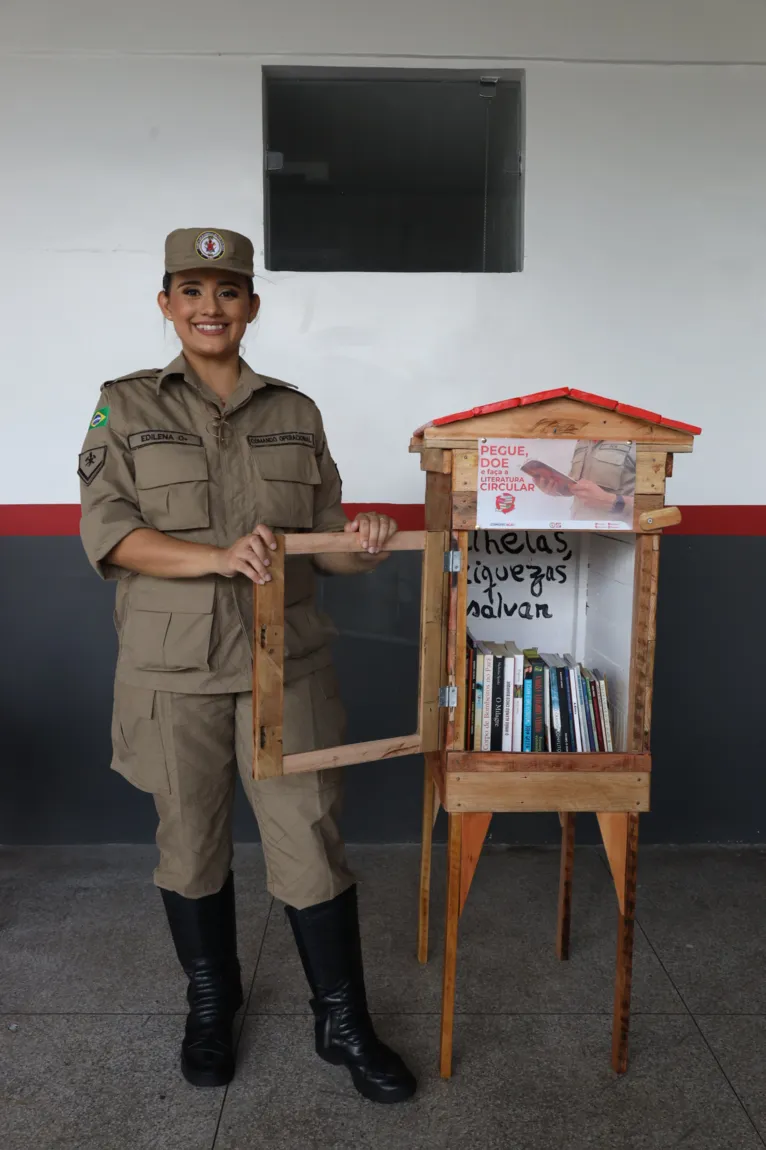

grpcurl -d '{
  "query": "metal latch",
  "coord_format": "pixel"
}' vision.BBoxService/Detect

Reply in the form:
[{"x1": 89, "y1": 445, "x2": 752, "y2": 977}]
[
  {"x1": 443, "y1": 550, "x2": 462, "y2": 573},
  {"x1": 439, "y1": 686, "x2": 458, "y2": 708}
]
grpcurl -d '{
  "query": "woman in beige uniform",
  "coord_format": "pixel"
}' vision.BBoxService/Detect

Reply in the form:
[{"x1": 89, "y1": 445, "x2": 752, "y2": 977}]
[{"x1": 78, "y1": 228, "x2": 415, "y2": 1103}]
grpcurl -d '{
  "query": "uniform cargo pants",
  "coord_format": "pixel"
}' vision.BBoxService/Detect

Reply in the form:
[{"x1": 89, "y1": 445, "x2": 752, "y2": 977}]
[{"x1": 110, "y1": 675, "x2": 355, "y2": 909}]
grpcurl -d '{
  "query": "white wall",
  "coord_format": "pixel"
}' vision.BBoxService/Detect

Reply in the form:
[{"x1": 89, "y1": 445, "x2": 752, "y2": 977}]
[
  {"x1": 5, "y1": 0, "x2": 766, "y2": 62},
  {"x1": 3, "y1": 2, "x2": 766, "y2": 506}
]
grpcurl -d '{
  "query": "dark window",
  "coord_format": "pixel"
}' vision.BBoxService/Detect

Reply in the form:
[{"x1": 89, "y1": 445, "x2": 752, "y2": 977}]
[{"x1": 263, "y1": 69, "x2": 524, "y2": 273}]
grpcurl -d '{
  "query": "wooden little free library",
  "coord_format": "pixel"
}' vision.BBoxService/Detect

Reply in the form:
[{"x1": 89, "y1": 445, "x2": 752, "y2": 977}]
[{"x1": 252, "y1": 386, "x2": 700, "y2": 1079}]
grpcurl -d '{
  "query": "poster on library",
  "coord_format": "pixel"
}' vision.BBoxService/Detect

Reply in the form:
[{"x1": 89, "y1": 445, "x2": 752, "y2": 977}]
[{"x1": 475, "y1": 438, "x2": 636, "y2": 531}]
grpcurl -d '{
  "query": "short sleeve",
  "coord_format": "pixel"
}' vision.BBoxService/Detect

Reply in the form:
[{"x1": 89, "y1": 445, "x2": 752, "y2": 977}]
[
  {"x1": 78, "y1": 388, "x2": 148, "y2": 579},
  {"x1": 312, "y1": 419, "x2": 348, "y2": 534}
]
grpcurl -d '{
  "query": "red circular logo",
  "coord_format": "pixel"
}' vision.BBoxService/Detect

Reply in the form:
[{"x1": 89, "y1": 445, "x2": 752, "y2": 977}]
[{"x1": 195, "y1": 231, "x2": 225, "y2": 261}]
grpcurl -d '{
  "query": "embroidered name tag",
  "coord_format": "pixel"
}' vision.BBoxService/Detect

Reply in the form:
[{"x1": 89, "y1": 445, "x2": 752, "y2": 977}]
[
  {"x1": 247, "y1": 432, "x2": 315, "y2": 449},
  {"x1": 128, "y1": 430, "x2": 203, "y2": 450}
]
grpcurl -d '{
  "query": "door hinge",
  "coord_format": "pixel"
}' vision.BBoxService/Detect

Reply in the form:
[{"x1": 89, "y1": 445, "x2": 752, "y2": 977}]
[
  {"x1": 265, "y1": 150, "x2": 284, "y2": 171},
  {"x1": 443, "y1": 550, "x2": 462, "y2": 573},
  {"x1": 439, "y1": 685, "x2": 458, "y2": 708}
]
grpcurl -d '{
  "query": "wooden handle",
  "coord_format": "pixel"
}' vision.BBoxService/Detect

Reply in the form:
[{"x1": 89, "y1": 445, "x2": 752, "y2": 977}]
[
  {"x1": 252, "y1": 536, "x2": 285, "y2": 780},
  {"x1": 283, "y1": 529, "x2": 425, "y2": 554},
  {"x1": 638, "y1": 506, "x2": 681, "y2": 532}
]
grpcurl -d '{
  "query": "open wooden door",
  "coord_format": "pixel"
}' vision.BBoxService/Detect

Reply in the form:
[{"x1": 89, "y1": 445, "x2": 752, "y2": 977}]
[{"x1": 252, "y1": 529, "x2": 448, "y2": 780}]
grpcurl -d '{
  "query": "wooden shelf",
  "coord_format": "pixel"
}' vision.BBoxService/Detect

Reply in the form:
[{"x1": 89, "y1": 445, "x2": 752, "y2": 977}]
[{"x1": 433, "y1": 751, "x2": 651, "y2": 813}]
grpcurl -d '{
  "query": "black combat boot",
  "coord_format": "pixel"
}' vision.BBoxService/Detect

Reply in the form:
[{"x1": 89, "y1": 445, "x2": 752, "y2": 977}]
[
  {"x1": 160, "y1": 871, "x2": 243, "y2": 1088},
  {"x1": 285, "y1": 885, "x2": 416, "y2": 1104}
]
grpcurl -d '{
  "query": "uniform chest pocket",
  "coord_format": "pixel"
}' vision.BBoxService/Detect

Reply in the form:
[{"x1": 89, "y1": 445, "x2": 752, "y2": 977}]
[
  {"x1": 252, "y1": 445, "x2": 321, "y2": 529},
  {"x1": 586, "y1": 446, "x2": 631, "y2": 494},
  {"x1": 133, "y1": 441, "x2": 210, "y2": 531}
]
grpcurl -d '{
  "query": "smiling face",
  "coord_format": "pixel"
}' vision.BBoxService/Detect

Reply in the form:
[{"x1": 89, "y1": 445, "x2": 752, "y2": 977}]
[{"x1": 158, "y1": 269, "x2": 260, "y2": 360}]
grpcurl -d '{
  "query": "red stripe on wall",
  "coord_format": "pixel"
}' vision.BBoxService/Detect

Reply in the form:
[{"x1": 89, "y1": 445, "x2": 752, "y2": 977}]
[
  {"x1": 662, "y1": 506, "x2": 766, "y2": 536},
  {"x1": 0, "y1": 505, "x2": 83, "y2": 536},
  {"x1": 0, "y1": 504, "x2": 765, "y2": 537}
]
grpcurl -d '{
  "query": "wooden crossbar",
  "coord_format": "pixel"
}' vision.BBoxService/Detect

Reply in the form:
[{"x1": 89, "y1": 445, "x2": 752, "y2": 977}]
[
  {"x1": 283, "y1": 530, "x2": 425, "y2": 554},
  {"x1": 284, "y1": 734, "x2": 422, "y2": 775}
]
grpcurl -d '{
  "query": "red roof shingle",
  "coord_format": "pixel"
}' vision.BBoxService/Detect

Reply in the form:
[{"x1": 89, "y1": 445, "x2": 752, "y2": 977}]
[{"x1": 419, "y1": 388, "x2": 701, "y2": 436}]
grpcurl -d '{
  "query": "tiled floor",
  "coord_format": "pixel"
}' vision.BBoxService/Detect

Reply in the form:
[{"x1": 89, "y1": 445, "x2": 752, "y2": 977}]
[{"x1": 2, "y1": 844, "x2": 765, "y2": 1149}]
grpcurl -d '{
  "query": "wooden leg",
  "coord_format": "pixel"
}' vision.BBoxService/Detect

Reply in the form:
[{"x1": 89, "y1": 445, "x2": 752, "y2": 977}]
[
  {"x1": 611, "y1": 813, "x2": 639, "y2": 1074},
  {"x1": 417, "y1": 758, "x2": 436, "y2": 964},
  {"x1": 439, "y1": 812, "x2": 462, "y2": 1079},
  {"x1": 556, "y1": 812, "x2": 576, "y2": 960}
]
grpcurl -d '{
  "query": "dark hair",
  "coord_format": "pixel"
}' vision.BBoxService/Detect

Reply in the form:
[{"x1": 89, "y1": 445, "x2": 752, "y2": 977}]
[{"x1": 161, "y1": 271, "x2": 256, "y2": 298}]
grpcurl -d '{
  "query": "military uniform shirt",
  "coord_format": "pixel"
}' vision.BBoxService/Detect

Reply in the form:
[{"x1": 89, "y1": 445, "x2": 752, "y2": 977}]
[
  {"x1": 569, "y1": 440, "x2": 636, "y2": 520},
  {"x1": 79, "y1": 354, "x2": 347, "y2": 693}
]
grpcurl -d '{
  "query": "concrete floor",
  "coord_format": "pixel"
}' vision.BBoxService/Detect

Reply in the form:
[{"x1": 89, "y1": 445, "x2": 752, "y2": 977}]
[{"x1": 2, "y1": 843, "x2": 766, "y2": 1150}]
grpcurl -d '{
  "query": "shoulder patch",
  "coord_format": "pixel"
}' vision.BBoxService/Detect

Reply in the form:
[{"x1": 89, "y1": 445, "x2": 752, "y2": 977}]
[
  {"x1": 104, "y1": 369, "x2": 161, "y2": 387},
  {"x1": 89, "y1": 405, "x2": 109, "y2": 429},
  {"x1": 78, "y1": 445, "x2": 107, "y2": 485}
]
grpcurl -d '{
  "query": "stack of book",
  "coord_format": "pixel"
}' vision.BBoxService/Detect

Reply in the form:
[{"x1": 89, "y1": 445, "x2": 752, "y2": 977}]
[{"x1": 465, "y1": 634, "x2": 614, "y2": 753}]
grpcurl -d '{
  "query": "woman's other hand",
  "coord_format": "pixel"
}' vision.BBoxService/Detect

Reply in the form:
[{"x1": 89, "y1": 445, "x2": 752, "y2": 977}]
[
  {"x1": 216, "y1": 524, "x2": 278, "y2": 583},
  {"x1": 344, "y1": 512, "x2": 398, "y2": 561}
]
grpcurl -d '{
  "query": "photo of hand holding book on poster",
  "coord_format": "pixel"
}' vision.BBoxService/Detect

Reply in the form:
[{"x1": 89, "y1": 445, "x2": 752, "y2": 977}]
[{"x1": 476, "y1": 438, "x2": 636, "y2": 531}]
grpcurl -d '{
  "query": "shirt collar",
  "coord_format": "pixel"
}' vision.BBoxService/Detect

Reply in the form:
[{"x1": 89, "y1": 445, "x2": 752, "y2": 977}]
[
  {"x1": 156, "y1": 354, "x2": 268, "y2": 409},
  {"x1": 156, "y1": 353, "x2": 188, "y2": 391}
]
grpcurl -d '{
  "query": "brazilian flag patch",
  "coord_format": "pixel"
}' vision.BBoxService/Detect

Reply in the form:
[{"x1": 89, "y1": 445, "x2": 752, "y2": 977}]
[{"x1": 90, "y1": 406, "x2": 109, "y2": 429}]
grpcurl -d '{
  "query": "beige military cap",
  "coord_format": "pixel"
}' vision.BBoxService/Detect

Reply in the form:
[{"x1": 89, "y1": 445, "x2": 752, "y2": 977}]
[{"x1": 164, "y1": 228, "x2": 254, "y2": 277}]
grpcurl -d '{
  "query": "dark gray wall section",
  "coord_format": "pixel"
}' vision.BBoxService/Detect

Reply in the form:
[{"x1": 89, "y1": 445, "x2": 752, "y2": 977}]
[{"x1": 0, "y1": 536, "x2": 762, "y2": 845}]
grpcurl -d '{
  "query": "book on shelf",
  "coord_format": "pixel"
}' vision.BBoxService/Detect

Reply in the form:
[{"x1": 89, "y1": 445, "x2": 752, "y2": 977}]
[
  {"x1": 473, "y1": 646, "x2": 484, "y2": 751},
  {"x1": 582, "y1": 667, "x2": 605, "y2": 751},
  {"x1": 557, "y1": 660, "x2": 575, "y2": 752},
  {"x1": 522, "y1": 650, "x2": 535, "y2": 752},
  {"x1": 471, "y1": 639, "x2": 501, "y2": 754},
  {"x1": 481, "y1": 642, "x2": 505, "y2": 752},
  {"x1": 501, "y1": 650, "x2": 514, "y2": 753},
  {"x1": 511, "y1": 644, "x2": 524, "y2": 753},
  {"x1": 574, "y1": 665, "x2": 591, "y2": 752},
  {"x1": 465, "y1": 630, "x2": 616, "y2": 757},
  {"x1": 480, "y1": 643, "x2": 493, "y2": 751},
  {"x1": 539, "y1": 654, "x2": 562, "y2": 752},
  {"x1": 569, "y1": 662, "x2": 587, "y2": 751},
  {"x1": 530, "y1": 656, "x2": 546, "y2": 751},
  {"x1": 578, "y1": 665, "x2": 597, "y2": 751},
  {"x1": 562, "y1": 655, "x2": 584, "y2": 753},
  {"x1": 593, "y1": 669, "x2": 614, "y2": 752},
  {"x1": 543, "y1": 664, "x2": 552, "y2": 753}
]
